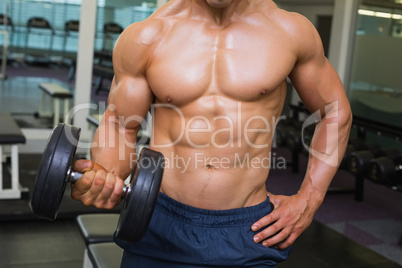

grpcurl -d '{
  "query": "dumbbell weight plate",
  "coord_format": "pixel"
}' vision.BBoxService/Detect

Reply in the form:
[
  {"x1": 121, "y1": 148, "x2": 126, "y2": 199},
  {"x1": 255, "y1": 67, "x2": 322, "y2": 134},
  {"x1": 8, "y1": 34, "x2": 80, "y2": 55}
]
[
  {"x1": 30, "y1": 124, "x2": 81, "y2": 221},
  {"x1": 368, "y1": 157, "x2": 394, "y2": 184},
  {"x1": 116, "y1": 147, "x2": 164, "y2": 242},
  {"x1": 347, "y1": 150, "x2": 374, "y2": 176}
]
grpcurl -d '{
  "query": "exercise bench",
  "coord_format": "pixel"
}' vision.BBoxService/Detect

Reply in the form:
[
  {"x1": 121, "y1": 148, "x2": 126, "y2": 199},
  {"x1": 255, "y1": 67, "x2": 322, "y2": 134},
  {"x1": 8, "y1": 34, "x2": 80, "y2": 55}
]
[
  {"x1": 76, "y1": 213, "x2": 119, "y2": 246},
  {"x1": 38, "y1": 82, "x2": 73, "y2": 126},
  {"x1": 83, "y1": 242, "x2": 122, "y2": 268},
  {"x1": 76, "y1": 214, "x2": 122, "y2": 268},
  {"x1": 0, "y1": 113, "x2": 26, "y2": 199}
]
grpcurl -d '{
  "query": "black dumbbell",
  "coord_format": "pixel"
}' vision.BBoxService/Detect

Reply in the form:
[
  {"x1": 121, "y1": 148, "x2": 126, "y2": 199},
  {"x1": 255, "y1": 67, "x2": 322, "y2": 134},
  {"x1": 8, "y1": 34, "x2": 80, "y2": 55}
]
[
  {"x1": 30, "y1": 123, "x2": 164, "y2": 242},
  {"x1": 347, "y1": 143, "x2": 383, "y2": 176},
  {"x1": 339, "y1": 138, "x2": 372, "y2": 170},
  {"x1": 368, "y1": 150, "x2": 402, "y2": 185}
]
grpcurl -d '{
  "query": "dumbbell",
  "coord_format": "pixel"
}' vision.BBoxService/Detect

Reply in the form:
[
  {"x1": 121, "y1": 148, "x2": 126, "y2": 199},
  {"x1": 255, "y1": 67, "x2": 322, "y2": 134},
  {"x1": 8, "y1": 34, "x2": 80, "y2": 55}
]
[
  {"x1": 368, "y1": 150, "x2": 402, "y2": 185},
  {"x1": 339, "y1": 138, "x2": 371, "y2": 170},
  {"x1": 347, "y1": 142, "x2": 382, "y2": 176},
  {"x1": 30, "y1": 123, "x2": 164, "y2": 242}
]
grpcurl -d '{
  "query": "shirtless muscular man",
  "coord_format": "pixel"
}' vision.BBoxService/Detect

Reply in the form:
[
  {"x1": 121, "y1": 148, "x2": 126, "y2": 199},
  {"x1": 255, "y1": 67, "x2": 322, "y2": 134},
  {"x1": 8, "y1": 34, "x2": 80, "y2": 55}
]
[{"x1": 72, "y1": 0, "x2": 352, "y2": 267}]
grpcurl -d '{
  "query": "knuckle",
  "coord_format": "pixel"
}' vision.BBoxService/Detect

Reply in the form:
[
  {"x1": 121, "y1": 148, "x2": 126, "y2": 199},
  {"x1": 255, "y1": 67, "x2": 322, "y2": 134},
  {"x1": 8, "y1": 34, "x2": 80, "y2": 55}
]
[
  {"x1": 81, "y1": 172, "x2": 94, "y2": 186},
  {"x1": 104, "y1": 174, "x2": 116, "y2": 190},
  {"x1": 93, "y1": 171, "x2": 107, "y2": 186},
  {"x1": 82, "y1": 199, "x2": 93, "y2": 207},
  {"x1": 281, "y1": 239, "x2": 293, "y2": 248},
  {"x1": 278, "y1": 232, "x2": 288, "y2": 242},
  {"x1": 270, "y1": 224, "x2": 279, "y2": 233},
  {"x1": 94, "y1": 202, "x2": 104, "y2": 209},
  {"x1": 105, "y1": 202, "x2": 116, "y2": 210},
  {"x1": 263, "y1": 215, "x2": 273, "y2": 223},
  {"x1": 93, "y1": 198, "x2": 106, "y2": 209},
  {"x1": 71, "y1": 193, "x2": 78, "y2": 201}
]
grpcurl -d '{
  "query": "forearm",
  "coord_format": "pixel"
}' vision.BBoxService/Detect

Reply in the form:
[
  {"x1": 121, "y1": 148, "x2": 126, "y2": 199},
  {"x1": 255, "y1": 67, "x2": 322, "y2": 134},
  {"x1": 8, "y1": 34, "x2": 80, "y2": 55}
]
[
  {"x1": 252, "y1": 106, "x2": 352, "y2": 248},
  {"x1": 298, "y1": 103, "x2": 352, "y2": 207},
  {"x1": 90, "y1": 115, "x2": 138, "y2": 180}
]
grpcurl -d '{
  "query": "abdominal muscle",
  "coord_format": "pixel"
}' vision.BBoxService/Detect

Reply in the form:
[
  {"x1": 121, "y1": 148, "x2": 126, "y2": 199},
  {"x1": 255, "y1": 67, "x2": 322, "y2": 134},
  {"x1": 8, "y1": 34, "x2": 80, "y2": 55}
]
[{"x1": 149, "y1": 100, "x2": 279, "y2": 210}]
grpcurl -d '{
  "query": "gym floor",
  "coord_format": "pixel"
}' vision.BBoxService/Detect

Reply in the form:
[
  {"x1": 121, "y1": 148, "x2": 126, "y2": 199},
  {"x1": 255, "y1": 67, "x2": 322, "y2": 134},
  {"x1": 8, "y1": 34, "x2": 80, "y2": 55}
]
[{"x1": 1, "y1": 63, "x2": 402, "y2": 267}]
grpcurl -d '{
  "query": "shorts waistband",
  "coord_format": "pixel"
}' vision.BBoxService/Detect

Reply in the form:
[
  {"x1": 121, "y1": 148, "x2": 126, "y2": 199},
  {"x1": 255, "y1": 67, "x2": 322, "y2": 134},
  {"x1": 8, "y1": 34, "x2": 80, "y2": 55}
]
[{"x1": 156, "y1": 192, "x2": 272, "y2": 227}]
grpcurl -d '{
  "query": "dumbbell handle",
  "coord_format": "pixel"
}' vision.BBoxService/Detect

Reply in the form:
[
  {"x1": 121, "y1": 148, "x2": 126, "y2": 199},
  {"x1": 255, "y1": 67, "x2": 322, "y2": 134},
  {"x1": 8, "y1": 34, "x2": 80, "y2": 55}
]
[{"x1": 67, "y1": 168, "x2": 130, "y2": 199}]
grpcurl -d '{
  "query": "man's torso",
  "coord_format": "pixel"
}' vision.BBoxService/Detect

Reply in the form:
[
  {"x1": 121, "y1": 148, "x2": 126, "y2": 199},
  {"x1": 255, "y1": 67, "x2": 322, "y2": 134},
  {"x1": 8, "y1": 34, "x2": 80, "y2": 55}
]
[{"x1": 133, "y1": 1, "x2": 298, "y2": 209}]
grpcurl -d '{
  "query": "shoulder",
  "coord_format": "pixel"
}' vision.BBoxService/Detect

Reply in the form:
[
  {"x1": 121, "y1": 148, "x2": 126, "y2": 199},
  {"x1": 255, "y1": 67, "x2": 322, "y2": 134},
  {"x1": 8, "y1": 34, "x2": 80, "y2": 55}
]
[
  {"x1": 115, "y1": 19, "x2": 164, "y2": 52},
  {"x1": 112, "y1": 18, "x2": 165, "y2": 75},
  {"x1": 268, "y1": 6, "x2": 319, "y2": 39},
  {"x1": 269, "y1": 8, "x2": 324, "y2": 61},
  {"x1": 115, "y1": 0, "x2": 185, "y2": 49}
]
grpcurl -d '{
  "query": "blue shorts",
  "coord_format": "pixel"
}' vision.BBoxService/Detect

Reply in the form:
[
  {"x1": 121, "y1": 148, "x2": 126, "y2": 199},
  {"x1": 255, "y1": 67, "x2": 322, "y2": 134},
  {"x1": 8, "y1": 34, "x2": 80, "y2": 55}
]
[{"x1": 114, "y1": 193, "x2": 292, "y2": 267}]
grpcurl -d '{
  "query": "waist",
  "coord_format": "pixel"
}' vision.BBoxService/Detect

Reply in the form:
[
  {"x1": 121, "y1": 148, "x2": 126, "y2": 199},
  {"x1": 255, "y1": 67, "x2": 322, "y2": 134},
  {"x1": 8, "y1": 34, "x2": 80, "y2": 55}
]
[
  {"x1": 152, "y1": 148, "x2": 280, "y2": 171},
  {"x1": 156, "y1": 192, "x2": 273, "y2": 227}
]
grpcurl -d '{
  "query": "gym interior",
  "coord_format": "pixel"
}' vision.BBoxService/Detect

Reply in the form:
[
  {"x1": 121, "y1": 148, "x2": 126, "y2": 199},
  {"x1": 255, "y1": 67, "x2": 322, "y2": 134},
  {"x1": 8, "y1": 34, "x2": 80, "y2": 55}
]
[{"x1": 0, "y1": 0, "x2": 401, "y2": 267}]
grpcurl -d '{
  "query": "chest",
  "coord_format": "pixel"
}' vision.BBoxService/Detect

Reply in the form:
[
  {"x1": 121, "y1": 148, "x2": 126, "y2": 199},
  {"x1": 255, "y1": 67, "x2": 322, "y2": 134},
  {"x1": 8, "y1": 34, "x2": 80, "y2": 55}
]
[{"x1": 147, "y1": 22, "x2": 296, "y2": 105}]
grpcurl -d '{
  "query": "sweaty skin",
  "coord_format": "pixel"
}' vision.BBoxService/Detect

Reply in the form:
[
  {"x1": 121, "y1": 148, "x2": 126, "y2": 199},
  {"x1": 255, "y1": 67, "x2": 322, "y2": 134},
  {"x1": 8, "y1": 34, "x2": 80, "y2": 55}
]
[{"x1": 72, "y1": 0, "x2": 352, "y2": 249}]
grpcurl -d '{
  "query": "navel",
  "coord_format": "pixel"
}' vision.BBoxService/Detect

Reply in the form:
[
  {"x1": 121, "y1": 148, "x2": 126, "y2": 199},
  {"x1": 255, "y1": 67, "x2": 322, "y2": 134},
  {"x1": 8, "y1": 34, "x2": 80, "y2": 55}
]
[{"x1": 206, "y1": 164, "x2": 216, "y2": 170}]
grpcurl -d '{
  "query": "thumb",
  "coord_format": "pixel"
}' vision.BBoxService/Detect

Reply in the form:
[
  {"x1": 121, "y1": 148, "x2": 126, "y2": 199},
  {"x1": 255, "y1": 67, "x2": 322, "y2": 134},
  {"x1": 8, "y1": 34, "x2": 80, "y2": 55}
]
[{"x1": 73, "y1": 159, "x2": 107, "y2": 173}]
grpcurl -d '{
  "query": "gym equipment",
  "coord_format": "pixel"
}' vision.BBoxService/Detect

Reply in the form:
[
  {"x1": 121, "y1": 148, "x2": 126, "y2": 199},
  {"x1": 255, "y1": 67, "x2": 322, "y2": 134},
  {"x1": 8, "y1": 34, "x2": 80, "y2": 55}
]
[
  {"x1": 347, "y1": 143, "x2": 382, "y2": 176},
  {"x1": 275, "y1": 119, "x2": 297, "y2": 147},
  {"x1": 38, "y1": 83, "x2": 73, "y2": 127},
  {"x1": 92, "y1": 22, "x2": 124, "y2": 93},
  {"x1": 285, "y1": 121, "x2": 303, "y2": 153},
  {"x1": 339, "y1": 144, "x2": 355, "y2": 170},
  {"x1": 339, "y1": 139, "x2": 378, "y2": 170},
  {"x1": 63, "y1": 20, "x2": 80, "y2": 81},
  {"x1": 25, "y1": 17, "x2": 55, "y2": 65},
  {"x1": 0, "y1": 113, "x2": 27, "y2": 199},
  {"x1": 30, "y1": 123, "x2": 164, "y2": 242},
  {"x1": 76, "y1": 214, "x2": 118, "y2": 245},
  {"x1": 368, "y1": 150, "x2": 401, "y2": 185},
  {"x1": 274, "y1": 119, "x2": 301, "y2": 173},
  {"x1": 93, "y1": 50, "x2": 114, "y2": 94},
  {"x1": 0, "y1": 12, "x2": 12, "y2": 80},
  {"x1": 102, "y1": 22, "x2": 123, "y2": 51},
  {"x1": 63, "y1": 20, "x2": 79, "y2": 56},
  {"x1": 86, "y1": 242, "x2": 122, "y2": 268}
]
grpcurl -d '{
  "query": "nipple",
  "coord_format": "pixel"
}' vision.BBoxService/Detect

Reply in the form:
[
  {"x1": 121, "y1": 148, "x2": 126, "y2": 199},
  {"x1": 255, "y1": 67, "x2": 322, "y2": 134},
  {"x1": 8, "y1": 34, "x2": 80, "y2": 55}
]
[
  {"x1": 166, "y1": 96, "x2": 173, "y2": 103},
  {"x1": 260, "y1": 90, "x2": 267, "y2": 96}
]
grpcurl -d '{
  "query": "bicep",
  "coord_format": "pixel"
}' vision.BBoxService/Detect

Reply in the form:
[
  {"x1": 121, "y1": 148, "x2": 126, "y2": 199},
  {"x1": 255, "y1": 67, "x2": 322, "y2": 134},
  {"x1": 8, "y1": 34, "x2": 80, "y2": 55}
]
[
  {"x1": 103, "y1": 75, "x2": 153, "y2": 137},
  {"x1": 287, "y1": 16, "x2": 348, "y2": 116},
  {"x1": 105, "y1": 24, "x2": 154, "y2": 132},
  {"x1": 289, "y1": 58, "x2": 347, "y2": 116}
]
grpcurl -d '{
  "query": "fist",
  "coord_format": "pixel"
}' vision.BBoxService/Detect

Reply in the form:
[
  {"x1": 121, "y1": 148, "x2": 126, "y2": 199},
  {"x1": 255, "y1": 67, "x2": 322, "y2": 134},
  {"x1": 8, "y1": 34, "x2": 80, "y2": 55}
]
[{"x1": 71, "y1": 159, "x2": 125, "y2": 209}]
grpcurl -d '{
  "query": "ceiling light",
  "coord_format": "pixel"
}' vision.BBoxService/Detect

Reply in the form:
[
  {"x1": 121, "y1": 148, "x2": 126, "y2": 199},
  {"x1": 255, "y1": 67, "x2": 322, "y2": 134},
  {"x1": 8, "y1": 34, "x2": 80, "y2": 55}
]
[
  {"x1": 358, "y1": 9, "x2": 402, "y2": 19},
  {"x1": 376, "y1": 12, "x2": 392, "y2": 18},
  {"x1": 358, "y1": 9, "x2": 375, "y2": 16}
]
